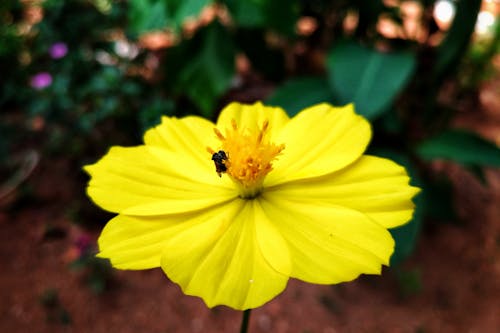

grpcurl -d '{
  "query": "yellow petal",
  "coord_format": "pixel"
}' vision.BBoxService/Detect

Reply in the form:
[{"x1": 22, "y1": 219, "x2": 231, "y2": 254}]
[
  {"x1": 97, "y1": 215, "x2": 175, "y2": 269},
  {"x1": 216, "y1": 101, "x2": 290, "y2": 141},
  {"x1": 260, "y1": 193, "x2": 395, "y2": 284},
  {"x1": 97, "y1": 200, "x2": 239, "y2": 269},
  {"x1": 84, "y1": 146, "x2": 236, "y2": 214},
  {"x1": 267, "y1": 156, "x2": 420, "y2": 228},
  {"x1": 266, "y1": 103, "x2": 371, "y2": 185},
  {"x1": 161, "y1": 199, "x2": 289, "y2": 310},
  {"x1": 143, "y1": 116, "x2": 218, "y2": 165},
  {"x1": 253, "y1": 200, "x2": 292, "y2": 276}
]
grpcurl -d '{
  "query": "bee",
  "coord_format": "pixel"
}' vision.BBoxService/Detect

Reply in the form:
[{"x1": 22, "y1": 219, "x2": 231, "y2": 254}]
[{"x1": 211, "y1": 150, "x2": 228, "y2": 177}]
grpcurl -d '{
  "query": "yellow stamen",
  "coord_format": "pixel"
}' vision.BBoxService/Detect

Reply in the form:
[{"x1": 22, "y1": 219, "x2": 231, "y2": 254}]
[{"x1": 208, "y1": 119, "x2": 285, "y2": 198}]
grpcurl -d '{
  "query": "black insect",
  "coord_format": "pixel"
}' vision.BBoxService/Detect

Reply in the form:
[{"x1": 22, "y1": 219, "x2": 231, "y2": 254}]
[{"x1": 211, "y1": 150, "x2": 228, "y2": 177}]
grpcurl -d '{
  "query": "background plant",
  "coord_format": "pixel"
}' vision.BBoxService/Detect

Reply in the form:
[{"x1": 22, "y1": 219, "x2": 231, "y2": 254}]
[{"x1": 1, "y1": 0, "x2": 499, "y2": 269}]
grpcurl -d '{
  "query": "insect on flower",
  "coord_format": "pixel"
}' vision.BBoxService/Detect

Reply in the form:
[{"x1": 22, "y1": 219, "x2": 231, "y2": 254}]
[{"x1": 211, "y1": 150, "x2": 228, "y2": 177}]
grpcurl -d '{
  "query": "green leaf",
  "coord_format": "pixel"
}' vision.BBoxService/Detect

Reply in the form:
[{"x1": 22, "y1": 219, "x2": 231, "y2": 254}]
[
  {"x1": 372, "y1": 150, "x2": 423, "y2": 266},
  {"x1": 261, "y1": 0, "x2": 299, "y2": 35},
  {"x1": 127, "y1": 0, "x2": 211, "y2": 36},
  {"x1": 173, "y1": 22, "x2": 235, "y2": 117},
  {"x1": 420, "y1": 177, "x2": 457, "y2": 222},
  {"x1": 375, "y1": 108, "x2": 403, "y2": 135},
  {"x1": 223, "y1": 0, "x2": 299, "y2": 35},
  {"x1": 433, "y1": 0, "x2": 482, "y2": 80},
  {"x1": 127, "y1": 0, "x2": 170, "y2": 37},
  {"x1": 326, "y1": 40, "x2": 416, "y2": 120},
  {"x1": 266, "y1": 77, "x2": 333, "y2": 116},
  {"x1": 416, "y1": 129, "x2": 500, "y2": 167},
  {"x1": 138, "y1": 98, "x2": 175, "y2": 133},
  {"x1": 223, "y1": 0, "x2": 264, "y2": 27},
  {"x1": 168, "y1": 0, "x2": 212, "y2": 27}
]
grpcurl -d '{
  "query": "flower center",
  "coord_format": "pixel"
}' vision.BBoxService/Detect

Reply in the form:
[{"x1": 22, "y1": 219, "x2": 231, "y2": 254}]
[{"x1": 208, "y1": 119, "x2": 285, "y2": 198}]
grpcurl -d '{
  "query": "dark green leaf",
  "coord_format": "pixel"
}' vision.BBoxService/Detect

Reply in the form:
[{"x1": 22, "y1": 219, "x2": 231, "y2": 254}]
[
  {"x1": 433, "y1": 0, "x2": 482, "y2": 80},
  {"x1": 138, "y1": 98, "x2": 175, "y2": 132},
  {"x1": 173, "y1": 22, "x2": 236, "y2": 117},
  {"x1": 421, "y1": 177, "x2": 457, "y2": 222},
  {"x1": 168, "y1": 0, "x2": 212, "y2": 28},
  {"x1": 127, "y1": 0, "x2": 170, "y2": 37},
  {"x1": 376, "y1": 108, "x2": 403, "y2": 135},
  {"x1": 224, "y1": 0, "x2": 299, "y2": 35},
  {"x1": 326, "y1": 40, "x2": 416, "y2": 119},
  {"x1": 223, "y1": 0, "x2": 264, "y2": 27},
  {"x1": 416, "y1": 129, "x2": 500, "y2": 167},
  {"x1": 261, "y1": 0, "x2": 299, "y2": 35},
  {"x1": 266, "y1": 77, "x2": 333, "y2": 117}
]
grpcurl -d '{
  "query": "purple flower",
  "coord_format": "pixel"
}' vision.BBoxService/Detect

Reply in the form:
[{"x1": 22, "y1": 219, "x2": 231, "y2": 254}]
[
  {"x1": 30, "y1": 72, "x2": 52, "y2": 89},
  {"x1": 75, "y1": 234, "x2": 93, "y2": 256},
  {"x1": 49, "y1": 42, "x2": 68, "y2": 59}
]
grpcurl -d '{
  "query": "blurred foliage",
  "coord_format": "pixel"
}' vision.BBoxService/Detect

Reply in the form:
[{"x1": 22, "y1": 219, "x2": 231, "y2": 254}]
[
  {"x1": 69, "y1": 248, "x2": 113, "y2": 294},
  {"x1": 1, "y1": 0, "x2": 500, "y2": 267},
  {"x1": 394, "y1": 268, "x2": 423, "y2": 298},
  {"x1": 326, "y1": 40, "x2": 416, "y2": 119},
  {"x1": 39, "y1": 288, "x2": 72, "y2": 325}
]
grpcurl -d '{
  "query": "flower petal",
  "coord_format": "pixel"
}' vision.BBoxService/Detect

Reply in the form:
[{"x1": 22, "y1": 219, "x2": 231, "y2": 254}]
[
  {"x1": 97, "y1": 215, "x2": 176, "y2": 269},
  {"x1": 266, "y1": 103, "x2": 371, "y2": 185},
  {"x1": 216, "y1": 102, "x2": 290, "y2": 141},
  {"x1": 143, "y1": 116, "x2": 218, "y2": 166},
  {"x1": 161, "y1": 199, "x2": 289, "y2": 310},
  {"x1": 84, "y1": 145, "x2": 236, "y2": 215},
  {"x1": 267, "y1": 156, "x2": 420, "y2": 228},
  {"x1": 260, "y1": 193, "x2": 395, "y2": 284},
  {"x1": 97, "y1": 201, "x2": 239, "y2": 269},
  {"x1": 253, "y1": 200, "x2": 292, "y2": 276}
]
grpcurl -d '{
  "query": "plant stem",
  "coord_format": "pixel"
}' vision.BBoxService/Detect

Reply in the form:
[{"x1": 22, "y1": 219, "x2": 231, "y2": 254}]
[{"x1": 239, "y1": 309, "x2": 252, "y2": 333}]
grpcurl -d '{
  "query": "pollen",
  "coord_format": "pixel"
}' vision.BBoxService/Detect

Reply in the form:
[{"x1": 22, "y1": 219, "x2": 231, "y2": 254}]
[{"x1": 208, "y1": 119, "x2": 285, "y2": 198}]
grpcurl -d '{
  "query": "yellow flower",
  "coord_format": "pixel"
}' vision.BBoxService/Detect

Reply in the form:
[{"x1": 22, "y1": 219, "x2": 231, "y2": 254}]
[{"x1": 85, "y1": 102, "x2": 419, "y2": 310}]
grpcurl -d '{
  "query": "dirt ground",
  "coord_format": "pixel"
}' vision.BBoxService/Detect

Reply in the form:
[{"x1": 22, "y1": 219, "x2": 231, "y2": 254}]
[{"x1": 1, "y1": 78, "x2": 499, "y2": 333}]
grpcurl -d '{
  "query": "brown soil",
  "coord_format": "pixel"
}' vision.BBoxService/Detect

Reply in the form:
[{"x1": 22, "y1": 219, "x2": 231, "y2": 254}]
[{"x1": 1, "y1": 79, "x2": 499, "y2": 333}]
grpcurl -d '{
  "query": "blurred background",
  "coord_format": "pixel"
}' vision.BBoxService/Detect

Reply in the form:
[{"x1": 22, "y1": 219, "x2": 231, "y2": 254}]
[{"x1": 1, "y1": 0, "x2": 499, "y2": 332}]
